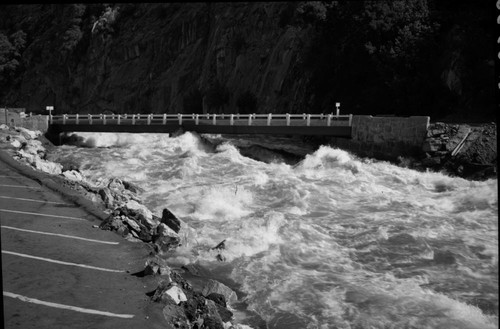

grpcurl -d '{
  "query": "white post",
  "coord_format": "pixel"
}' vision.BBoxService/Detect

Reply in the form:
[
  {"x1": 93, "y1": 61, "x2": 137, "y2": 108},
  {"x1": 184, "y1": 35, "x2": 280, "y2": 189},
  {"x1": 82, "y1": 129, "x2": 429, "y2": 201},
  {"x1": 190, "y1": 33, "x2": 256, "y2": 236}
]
[
  {"x1": 306, "y1": 114, "x2": 311, "y2": 126},
  {"x1": 117, "y1": 114, "x2": 121, "y2": 125},
  {"x1": 178, "y1": 114, "x2": 182, "y2": 125},
  {"x1": 75, "y1": 114, "x2": 79, "y2": 125},
  {"x1": 195, "y1": 114, "x2": 199, "y2": 125},
  {"x1": 286, "y1": 113, "x2": 290, "y2": 126},
  {"x1": 163, "y1": 114, "x2": 167, "y2": 124},
  {"x1": 132, "y1": 114, "x2": 135, "y2": 125},
  {"x1": 336, "y1": 102, "x2": 340, "y2": 116},
  {"x1": 230, "y1": 114, "x2": 234, "y2": 126},
  {"x1": 267, "y1": 113, "x2": 272, "y2": 126},
  {"x1": 147, "y1": 114, "x2": 151, "y2": 125},
  {"x1": 248, "y1": 114, "x2": 252, "y2": 126},
  {"x1": 212, "y1": 114, "x2": 217, "y2": 125},
  {"x1": 88, "y1": 114, "x2": 92, "y2": 125},
  {"x1": 303, "y1": 113, "x2": 306, "y2": 120},
  {"x1": 349, "y1": 114, "x2": 353, "y2": 126},
  {"x1": 206, "y1": 113, "x2": 209, "y2": 119},
  {"x1": 103, "y1": 114, "x2": 107, "y2": 125},
  {"x1": 46, "y1": 106, "x2": 54, "y2": 124},
  {"x1": 62, "y1": 114, "x2": 66, "y2": 124},
  {"x1": 327, "y1": 114, "x2": 332, "y2": 126}
]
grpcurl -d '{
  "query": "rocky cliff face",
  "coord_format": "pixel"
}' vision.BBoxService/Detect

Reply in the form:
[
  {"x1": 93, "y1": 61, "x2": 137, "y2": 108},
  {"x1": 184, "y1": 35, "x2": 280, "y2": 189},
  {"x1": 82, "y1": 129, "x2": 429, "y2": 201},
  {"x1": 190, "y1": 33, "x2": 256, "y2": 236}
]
[
  {"x1": 0, "y1": 2, "x2": 495, "y2": 121},
  {"x1": 9, "y1": 3, "x2": 313, "y2": 115}
]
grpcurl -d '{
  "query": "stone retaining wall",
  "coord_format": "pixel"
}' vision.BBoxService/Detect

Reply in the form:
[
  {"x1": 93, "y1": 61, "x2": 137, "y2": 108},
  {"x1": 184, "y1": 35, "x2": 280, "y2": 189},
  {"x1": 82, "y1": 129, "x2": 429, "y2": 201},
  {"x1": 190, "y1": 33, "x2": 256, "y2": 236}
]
[
  {"x1": 329, "y1": 115, "x2": 430, "y2": 160},
  {"x1": 0, "y1": 109, "x2": 49, "y2": 132}
]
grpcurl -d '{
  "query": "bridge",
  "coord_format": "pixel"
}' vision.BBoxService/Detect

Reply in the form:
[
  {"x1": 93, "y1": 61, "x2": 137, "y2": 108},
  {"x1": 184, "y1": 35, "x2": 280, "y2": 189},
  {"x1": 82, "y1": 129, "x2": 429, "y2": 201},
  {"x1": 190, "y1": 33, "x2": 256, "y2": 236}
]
[{"x1": 48, "y1": 113, "x2": 353, "y2": 139}]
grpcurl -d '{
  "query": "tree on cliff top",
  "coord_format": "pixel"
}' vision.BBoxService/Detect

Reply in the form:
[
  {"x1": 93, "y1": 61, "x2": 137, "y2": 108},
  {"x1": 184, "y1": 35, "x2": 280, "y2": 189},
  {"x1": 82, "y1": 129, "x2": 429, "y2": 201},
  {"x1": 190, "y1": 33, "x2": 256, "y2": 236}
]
[
  {"x1": 305, "y1": 0, "x2": 442, "y2": 115},
  {"x1": 0, "y1": 30, "x2": 26, "y2": 99}
]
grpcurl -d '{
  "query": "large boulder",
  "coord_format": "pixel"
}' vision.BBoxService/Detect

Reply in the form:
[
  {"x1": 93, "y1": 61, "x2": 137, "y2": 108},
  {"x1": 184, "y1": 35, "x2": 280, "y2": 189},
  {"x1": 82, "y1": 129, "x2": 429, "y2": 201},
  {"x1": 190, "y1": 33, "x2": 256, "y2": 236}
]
[
  {"x1": 10, "y1": 139, "x2": 22, "y2": 148},
  {"x1": 126, "y1": 200, "x2": 156, "y2": 226},
  {"x1": 153, "y1": 231, "x2": 181, "y2": 255},
  {"x1": 152, "y1": 281, "x2": 187, "y2": 305},
  {"x1": 161, "y1": 208, "x2": 181, "y2": 233},
  {"x1": 98, "y1": 187, "x2": 115, "y2": 207},
  {"x1": 16, "y1": 127, "x2": 40, "y2": 140},
  {"x1": 165, "y1": 285, "x2": 188, "y2": 305},
  {"x1": 62, "y1": 170, "x2": 84, "y2": 182},
  {"x1": 201, "y1": 280, "x2": 237, "y2": 305},
  {"x1": 206, "y1": 293, "x2": 226, "y2": 308},
  {"x1": 99, "y1": 216, "x2": 129, "y2": 237},
  {"x1": 33, "y1": 157, "x2": 63, "y2": 175},
  {"x1": 206, "y1": 293, "x2": 233, "y2": 322},
  {"x1": 162, "y1": 304, "x2": 189, "y2": 329},
  {"x1": 22, "y1": 139, "x2": 44, "y2": 155},
  {"x1": 144, "y1": 254, "x2": 171, "y2": 276},
  {"x1": 204, "y1": 299, "x2": 225, "y2": 329}
]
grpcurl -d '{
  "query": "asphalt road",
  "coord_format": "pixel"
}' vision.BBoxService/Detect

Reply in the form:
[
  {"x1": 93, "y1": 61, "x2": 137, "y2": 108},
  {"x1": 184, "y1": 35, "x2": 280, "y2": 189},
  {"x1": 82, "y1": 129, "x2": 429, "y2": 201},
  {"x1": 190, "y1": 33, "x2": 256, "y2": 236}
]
[{"x1": 0, "y1": 162, "x2": 166, "y2": 329}]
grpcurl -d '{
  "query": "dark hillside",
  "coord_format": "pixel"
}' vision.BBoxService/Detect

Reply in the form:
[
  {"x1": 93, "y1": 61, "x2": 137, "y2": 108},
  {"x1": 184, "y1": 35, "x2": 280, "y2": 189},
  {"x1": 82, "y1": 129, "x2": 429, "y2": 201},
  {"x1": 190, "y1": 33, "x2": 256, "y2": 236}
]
[{"x1": 0, "y1": 2, "x2": 495, "y2": 121}]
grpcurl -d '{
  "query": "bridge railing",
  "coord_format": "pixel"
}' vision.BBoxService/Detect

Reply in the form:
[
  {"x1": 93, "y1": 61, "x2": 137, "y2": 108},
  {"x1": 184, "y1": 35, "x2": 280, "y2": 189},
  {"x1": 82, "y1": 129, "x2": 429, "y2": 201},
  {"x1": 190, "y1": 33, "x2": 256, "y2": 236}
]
[{"x1": 50, "y1": 113, "x2": 353, "y2": 127}]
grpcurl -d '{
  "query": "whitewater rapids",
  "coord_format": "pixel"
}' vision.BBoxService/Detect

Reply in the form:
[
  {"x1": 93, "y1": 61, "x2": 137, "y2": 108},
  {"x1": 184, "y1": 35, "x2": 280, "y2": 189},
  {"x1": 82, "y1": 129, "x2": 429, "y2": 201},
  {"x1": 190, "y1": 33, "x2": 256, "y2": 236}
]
[{"x1": 49, "y1": 132, "x2": 498, "y2": 329}]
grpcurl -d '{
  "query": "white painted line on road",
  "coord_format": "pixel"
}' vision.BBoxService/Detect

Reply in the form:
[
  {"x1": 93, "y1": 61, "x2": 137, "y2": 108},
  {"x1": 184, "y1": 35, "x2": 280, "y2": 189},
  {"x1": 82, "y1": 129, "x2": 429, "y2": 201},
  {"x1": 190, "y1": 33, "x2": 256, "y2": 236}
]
[
  {"x1": 0, "y1": 209, "x2": 87, "y2": 221},
  {"x1": 2, "y1": 250, "x2": 125, "y2": 273},
  {"x1": 0, "y1": 195, "x2": 72, "y2": 205},
  {"x1": 1, "y1": 226, "x2": 119, "y2": 245},
  {"x1": 3, "y1": 291, "x2": 135, "y2": 318},
  {"x1": 0, "y1": 184, "x2": 40, "y2": 189}
]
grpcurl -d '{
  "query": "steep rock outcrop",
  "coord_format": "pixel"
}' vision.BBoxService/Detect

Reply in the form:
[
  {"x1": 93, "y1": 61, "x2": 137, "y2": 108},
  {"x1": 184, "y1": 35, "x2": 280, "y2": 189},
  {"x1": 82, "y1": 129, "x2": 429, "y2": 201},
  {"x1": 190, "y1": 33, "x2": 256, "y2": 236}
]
[{"x1": 11, "y1": 3, "x2": 312, "y2": 115}]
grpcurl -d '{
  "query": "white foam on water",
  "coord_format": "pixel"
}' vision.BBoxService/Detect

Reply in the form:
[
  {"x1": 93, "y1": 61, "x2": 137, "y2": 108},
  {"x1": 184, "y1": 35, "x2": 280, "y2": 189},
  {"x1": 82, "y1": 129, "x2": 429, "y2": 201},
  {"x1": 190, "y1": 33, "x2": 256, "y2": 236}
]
[{"x1": 48, "y1": 135, "x2": 498, "y2": 328}]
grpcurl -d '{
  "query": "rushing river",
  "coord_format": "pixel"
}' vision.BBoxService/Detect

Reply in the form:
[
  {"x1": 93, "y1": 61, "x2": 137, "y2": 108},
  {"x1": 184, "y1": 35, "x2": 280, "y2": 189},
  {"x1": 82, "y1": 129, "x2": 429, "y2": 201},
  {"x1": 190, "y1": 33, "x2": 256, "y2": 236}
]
[{"x1": 49, "y1": 132, "x2": 498, "y2": 329}]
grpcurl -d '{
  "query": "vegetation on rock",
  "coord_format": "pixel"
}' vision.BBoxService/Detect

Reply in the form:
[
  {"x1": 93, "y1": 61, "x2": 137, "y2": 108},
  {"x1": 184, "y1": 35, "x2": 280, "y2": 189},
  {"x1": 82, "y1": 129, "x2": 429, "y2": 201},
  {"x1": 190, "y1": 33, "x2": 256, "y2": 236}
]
[{"x1": 0, "y1": 2, "x2": 494, "y2": 122}]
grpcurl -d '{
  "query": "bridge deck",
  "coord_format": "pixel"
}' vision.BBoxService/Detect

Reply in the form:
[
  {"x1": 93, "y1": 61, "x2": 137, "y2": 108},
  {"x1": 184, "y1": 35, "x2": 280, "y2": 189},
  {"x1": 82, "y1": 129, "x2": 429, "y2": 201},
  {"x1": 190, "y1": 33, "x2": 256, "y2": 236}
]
[{"x1": 48, "y1": 113, "x2": 352, "y2": 137}]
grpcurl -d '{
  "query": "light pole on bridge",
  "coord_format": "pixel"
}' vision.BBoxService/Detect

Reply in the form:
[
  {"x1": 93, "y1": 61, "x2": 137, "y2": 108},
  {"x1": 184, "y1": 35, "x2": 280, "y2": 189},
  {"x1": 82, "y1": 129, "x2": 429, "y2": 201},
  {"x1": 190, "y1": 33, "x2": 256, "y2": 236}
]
[{"x1": 46, "y1": 106, "x2": 54, "y2": 124}]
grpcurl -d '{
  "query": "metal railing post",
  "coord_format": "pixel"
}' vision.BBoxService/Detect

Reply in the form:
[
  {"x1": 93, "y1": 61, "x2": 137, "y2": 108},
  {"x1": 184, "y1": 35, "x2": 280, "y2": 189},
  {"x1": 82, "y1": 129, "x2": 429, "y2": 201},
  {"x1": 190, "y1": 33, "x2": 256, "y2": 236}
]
[
  {"x1": 327, "y1": 114, "x2": 332, "y2": 126},
  {"x1": 163, "y1": 114, "x2": 167, "y2": 124},
  {"x1": 195, "y1": 114, "x2": 199, "y2": 125},
  {"x1": 349, "y1": 114, "x2": 353, "y2": 126},
  {"x1": 230, "y1": 114, "x2": 234, "y2": 126},
  {"x1": 62, "y1": 114, "x2": 66, "y2": 124},
  {"x1": 75, "y1": 114, "x2": 79, "y2": 125},
  {"x1": 88, "y1": 114, "x2": 92, "y2": 125},
  {"x1": 212, "y1": 114, "x2": 217, "y2": 125},
  {"x1": 178, "y1": 114, "x2": 182, "y2": 125},
  {"x1": 103, "y1": 114, "x2": 107, "y2": 125},
  {"x1": 147, "y1": 114, "x2": 151, "y2": 125},
  {"x1": 306, "y1": 114, "x2": 311, "y2": 126},
  {"x1": 117, "y1": 114, "x2": 121, "y2": 125},
  {"x1": 248, "y1": 114, "x2": 252, "y2": 126},
  {"x1": 132, "y1": 114, "x2": 135, "y2": 125},
  {"x1": 286, "y1": 113, "x2": 290, "y2": 126},
  {"x1": 267, "y1": 113, "x2": 272, "y2": 126}
]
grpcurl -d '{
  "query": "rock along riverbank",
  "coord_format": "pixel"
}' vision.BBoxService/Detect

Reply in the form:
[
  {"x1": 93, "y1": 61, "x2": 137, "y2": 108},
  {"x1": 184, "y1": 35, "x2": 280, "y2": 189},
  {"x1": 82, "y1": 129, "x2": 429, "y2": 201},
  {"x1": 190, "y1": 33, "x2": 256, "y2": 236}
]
[{"x1": 0, "y1": 123, "x2": 254, "y2": 329}]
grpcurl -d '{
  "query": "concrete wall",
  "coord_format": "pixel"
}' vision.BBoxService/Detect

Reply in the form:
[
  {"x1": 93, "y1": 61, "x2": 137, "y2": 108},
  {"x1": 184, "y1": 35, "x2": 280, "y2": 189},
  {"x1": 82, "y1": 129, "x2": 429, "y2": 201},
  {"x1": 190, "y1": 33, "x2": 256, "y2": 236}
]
[
  {"x1": 330, "y1": 115, "x2": 430, "y2": 160},
  {"x1": 0, "y1": 108, "x2": 49, "y2": 132}
]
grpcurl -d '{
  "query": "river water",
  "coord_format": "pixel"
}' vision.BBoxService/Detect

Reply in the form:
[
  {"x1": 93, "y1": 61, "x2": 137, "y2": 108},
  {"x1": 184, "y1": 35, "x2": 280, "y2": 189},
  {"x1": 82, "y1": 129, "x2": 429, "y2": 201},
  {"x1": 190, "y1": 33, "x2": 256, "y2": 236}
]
[{"x1": 49, "y1": 132, "x2": 498, "y2": 329}]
